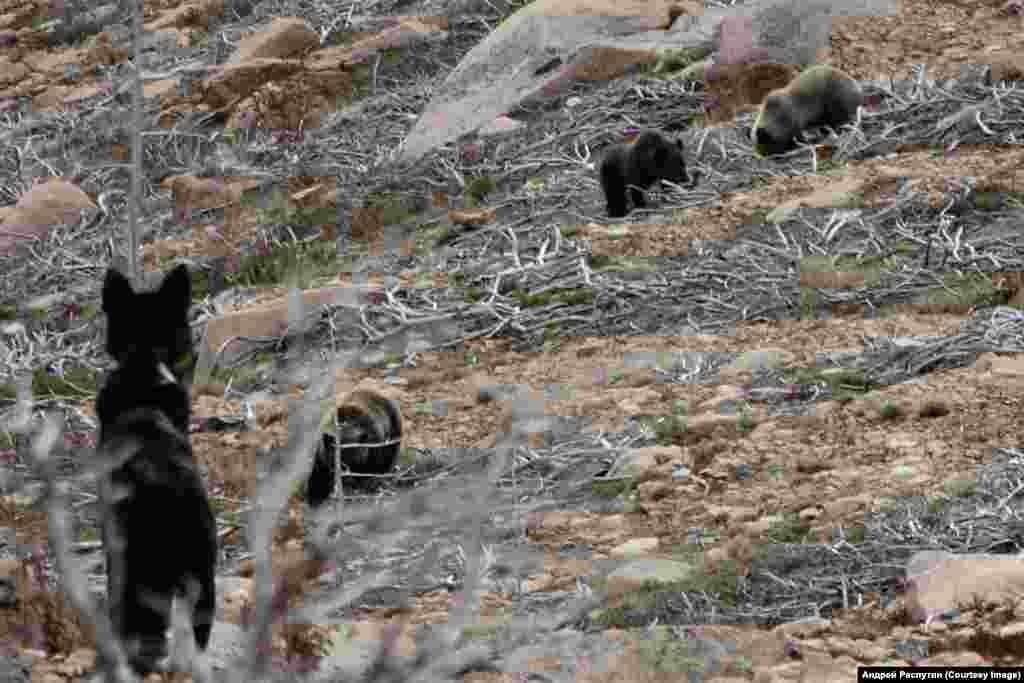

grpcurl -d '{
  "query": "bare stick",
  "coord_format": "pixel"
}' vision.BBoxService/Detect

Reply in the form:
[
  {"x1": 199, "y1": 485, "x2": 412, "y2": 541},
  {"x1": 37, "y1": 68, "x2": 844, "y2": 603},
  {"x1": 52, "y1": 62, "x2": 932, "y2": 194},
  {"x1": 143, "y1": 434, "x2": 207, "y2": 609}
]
[
  {"x1": 127, "y1": 0, "x2": 143, "y2": 284},
  {"x1": 13, "y1": 379, "x2": 135, "y2": 682}
]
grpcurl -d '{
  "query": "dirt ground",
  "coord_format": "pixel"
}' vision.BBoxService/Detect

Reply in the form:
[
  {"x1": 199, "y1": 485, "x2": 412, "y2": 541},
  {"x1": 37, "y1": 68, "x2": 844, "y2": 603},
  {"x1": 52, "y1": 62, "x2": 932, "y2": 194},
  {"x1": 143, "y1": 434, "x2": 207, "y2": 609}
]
[{"x1": 1, "y1": 0, "x2": 1024, "y2": 680}]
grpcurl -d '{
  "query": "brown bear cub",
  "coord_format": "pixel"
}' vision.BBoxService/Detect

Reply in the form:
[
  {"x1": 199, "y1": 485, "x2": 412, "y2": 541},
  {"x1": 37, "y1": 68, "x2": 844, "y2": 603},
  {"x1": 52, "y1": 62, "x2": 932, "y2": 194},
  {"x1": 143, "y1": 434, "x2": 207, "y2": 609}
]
[
  {"x1": 305, "y1": 389, "x2": 404, "y2": 507},
  {"x1": 599, "y1": 130, "x2": 699, "y2": 218},
  {"x1": 751, "y1": 64, "x2": 863, "y2": 157},
  {"x1": 96, "y1": 265, "x2": 217, "y2": 675}
]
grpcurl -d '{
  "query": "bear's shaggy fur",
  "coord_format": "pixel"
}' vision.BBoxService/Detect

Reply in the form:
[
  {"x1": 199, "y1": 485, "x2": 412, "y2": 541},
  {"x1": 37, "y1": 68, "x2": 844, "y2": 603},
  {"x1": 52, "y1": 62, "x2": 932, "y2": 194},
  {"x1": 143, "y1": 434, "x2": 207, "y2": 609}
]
[
  {"x1": 96, "y1": 265, "x2": 217, "y2": 675},
  {"x1": 599, "y1": 130, "x2": 698, "y2": 218},
  {"x1": 306, "y1": 389, "x2": 403, "y2": 507},
  {"x1": 751, "y1": 64, "x2": 863, "y2": 157}
]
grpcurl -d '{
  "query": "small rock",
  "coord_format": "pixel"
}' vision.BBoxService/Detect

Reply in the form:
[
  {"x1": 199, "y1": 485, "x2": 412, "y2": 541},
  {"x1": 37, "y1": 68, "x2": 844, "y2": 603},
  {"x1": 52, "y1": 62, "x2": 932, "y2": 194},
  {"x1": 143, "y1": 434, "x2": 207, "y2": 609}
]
[
  {"x1": 728, "y1": 349, "x2": 789, "y2": 372},
  {"x1": 605, "y1": 558, "x2": 695, "y2": 598},
  {"x1": 0, "y1": 576, "x2": 16, "y2": 607},
  {"x1": 607, "y1": 449, "x2": 661, "y2": 478},
  {"x1": 892, "y1": 638, "x2": 929, "y2": 661},
  {"x1": 609, "y1": 537, "x2": 659, "y2": 558},
  {"x1": 0, "y1": 653, "x2": 30, "y2": 683},
  {"x1": 733, "y1": 463, "x2": 754, "y2": 480}
]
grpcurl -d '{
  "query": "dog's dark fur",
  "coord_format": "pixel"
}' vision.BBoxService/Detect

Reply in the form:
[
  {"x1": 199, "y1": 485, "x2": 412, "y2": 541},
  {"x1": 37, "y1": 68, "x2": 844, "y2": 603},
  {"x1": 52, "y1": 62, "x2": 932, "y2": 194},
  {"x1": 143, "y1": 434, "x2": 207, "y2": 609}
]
[
  {"x1": 96, "y1": 265, "x2": 216, "y2": 675},
  {"x1": 306, "y1": 390, "x2": 403, "y2": 507},
  {"x1": 752, "y1": 64, "x2": 863, "y2": 157},
  {"x1": 599, "y1": 130, "x2": 698, "y2": 218}
]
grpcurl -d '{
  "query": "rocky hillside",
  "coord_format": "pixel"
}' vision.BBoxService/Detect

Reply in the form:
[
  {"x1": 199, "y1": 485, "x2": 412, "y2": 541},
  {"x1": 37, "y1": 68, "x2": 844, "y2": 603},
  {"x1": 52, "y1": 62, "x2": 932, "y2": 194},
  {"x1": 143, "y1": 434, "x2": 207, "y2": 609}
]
[{"x1": 1, "y1": 0, "x2": 1024, "y2": 681}]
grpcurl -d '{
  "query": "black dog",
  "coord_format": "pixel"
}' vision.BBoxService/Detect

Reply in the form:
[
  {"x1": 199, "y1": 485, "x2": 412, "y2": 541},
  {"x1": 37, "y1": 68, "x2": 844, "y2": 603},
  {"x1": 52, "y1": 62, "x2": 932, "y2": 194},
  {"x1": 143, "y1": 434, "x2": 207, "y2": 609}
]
[{"x1": 96, "y1": 265, "x2": 217, "y2": 674}]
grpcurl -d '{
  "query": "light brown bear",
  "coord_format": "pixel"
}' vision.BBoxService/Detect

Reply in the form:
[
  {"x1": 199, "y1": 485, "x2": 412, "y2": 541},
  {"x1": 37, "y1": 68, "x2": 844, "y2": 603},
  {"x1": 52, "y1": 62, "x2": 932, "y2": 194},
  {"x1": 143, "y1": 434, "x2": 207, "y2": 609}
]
[{"x1": 751, "y1": 65, "x2": 863, "y2": 157}]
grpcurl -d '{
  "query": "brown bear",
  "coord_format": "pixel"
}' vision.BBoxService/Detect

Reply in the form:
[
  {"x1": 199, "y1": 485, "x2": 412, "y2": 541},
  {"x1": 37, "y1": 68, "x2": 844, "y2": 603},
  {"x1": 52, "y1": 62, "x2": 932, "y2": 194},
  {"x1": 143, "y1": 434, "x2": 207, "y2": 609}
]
[
  {"x1": 599, "y1": 130, "x2": 699, "y2": 218},
  {"x1": 751, "y1": 64, "x2": 863, "y2": 157}
]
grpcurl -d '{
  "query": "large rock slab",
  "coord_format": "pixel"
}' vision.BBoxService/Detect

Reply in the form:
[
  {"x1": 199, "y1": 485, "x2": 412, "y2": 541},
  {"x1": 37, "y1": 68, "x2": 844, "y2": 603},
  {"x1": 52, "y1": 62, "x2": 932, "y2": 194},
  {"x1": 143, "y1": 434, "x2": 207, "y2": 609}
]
[
  {"x1": 395, "y1": 0, "x2": 897, "y2": 164},
  {"x1": 904, "y1": 551, "x2": 1024, "y2": 623},
  {"x1": 395, "y1": 0, "x2": 706, "y2": 164},
  {"x1": 0, "y1": 179, "x2": 96, "y2": 255}
]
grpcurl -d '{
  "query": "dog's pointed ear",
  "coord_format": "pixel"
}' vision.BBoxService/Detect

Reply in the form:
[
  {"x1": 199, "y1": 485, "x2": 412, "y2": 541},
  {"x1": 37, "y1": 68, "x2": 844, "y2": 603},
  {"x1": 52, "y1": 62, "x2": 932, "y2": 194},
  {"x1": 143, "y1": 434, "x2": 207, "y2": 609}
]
[
  {"x1": 102, "y1": 268, "x2": 135, "y2": 314},
  {"x1": 160, "y1": 264, "x2": 192, "y2": 310}
]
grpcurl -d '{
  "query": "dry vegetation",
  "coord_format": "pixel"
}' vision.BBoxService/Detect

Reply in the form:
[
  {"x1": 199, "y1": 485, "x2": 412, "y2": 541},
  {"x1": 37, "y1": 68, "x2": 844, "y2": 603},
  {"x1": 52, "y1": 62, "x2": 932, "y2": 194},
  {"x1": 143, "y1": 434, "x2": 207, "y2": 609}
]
[{"x1": 0, "y1": 0, "x2": 1024, "y2": 681}]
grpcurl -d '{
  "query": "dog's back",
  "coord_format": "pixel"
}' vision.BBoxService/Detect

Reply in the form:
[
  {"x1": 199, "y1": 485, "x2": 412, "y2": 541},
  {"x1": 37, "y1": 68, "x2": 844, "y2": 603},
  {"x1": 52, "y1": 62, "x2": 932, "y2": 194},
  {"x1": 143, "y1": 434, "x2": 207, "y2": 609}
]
[{"x1": 97, "y1": 266, "x2": 216, "y2": 675}]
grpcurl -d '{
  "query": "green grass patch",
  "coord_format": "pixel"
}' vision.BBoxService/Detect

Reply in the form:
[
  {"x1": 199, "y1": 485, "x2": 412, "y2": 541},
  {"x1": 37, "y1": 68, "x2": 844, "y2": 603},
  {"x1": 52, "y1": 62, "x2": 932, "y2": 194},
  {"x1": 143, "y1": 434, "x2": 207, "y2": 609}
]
[
  {"x1": 893, "y1": 465, "x2": 919, "y2": 484},
  {"x1": 647, "y1": 46, "x2": 709, "y2": 76},
  {"x1": 927, "y1": 272, "x2": 1009, "y2": 308},
  {"x1": 877, "y1": 399, "x2": 903, "y2": 420},
  {"x1": 891, "y1": 239, "x2": 918, "y2": 258},
  {"x1": 32, "y1": 365, "x2": 98, "y2": 399},
  {"x1": 785, "y1": 366, "x2": 871, "y2": 400},
  {"x1": 205, "y1": 351, "x2": 275, "y2": 390},
  {"x1": 512, "y1": 287, "x2": 594, "y2": 308},
  {"x1": 188, "y1": 266, "x2": 212, "y2": 301},
  {"x1": 591, "y1": 606, "x2": 628, "y2": 629},
  {"x1": 766, "y1": 512, "x2": 811, "y2": 543},
  {"x1": 638, "y1": 412, "x2": 687, "y2": 446},
  {"x1": 800, "y1": 254, "x2": 896, "y2": 288},
  {"x1": 592, "y1": 553, "x2": 739, "y2": 630},
  {"x1": 592, "y1": 558, "x2": 738, "y2": 625},
  {"x1": 799, "y1": 287, "x2": 819, "y2": 319},
  {"x1": 670, "y1": 208, "x2": 689, "y2": 224},
  {"x1": 560, "y1": 225, "x2": 581, "y2": 239},
  {"x1": 592, "y1": 476, "x2": 640, "y2": 500},
  {"x1": 926, "y1": 496, "x2": 948, "y2": 515},
  {"x1": 736, "y1": 402, "x2": 755, "y2": 433},
  {"x1": 397, "y1": 447, "x2": 418, "y2": 468},
  {"x1": 0, "y1": 365, "x2": 99, "y2": 401},
  {"x1": 845, "y1": 524, "x2": 867, "y2": 544},
  {"x1": 972, "y1": 192, "x2": 1005, "y2": 211},
  {"x1": 944, "y1": 477, "x2": 976, "y2": 499},
  {"x1": 208, "y1": 497, "x2": 228, "y2": 516},
  {"x1": 218, "y1": 506, "x2": 244, "y2": 526},
  {"x1": 671, "y1": 546, "x2": 739, "y2": 607},
  {"x1": 588, "y1": 255, "x2": 658, "y2": 275},
  {"x1": 747, "y1": 208, "x2": 770, "y2": 224},
  {"x1": 465, "y1": 176, "x2": 497, "y2": 204},
  {"x1": 248, "y1": 190, "x2": 338, "y2": 232},
  {"x1": 77, "y1": 302, "x2": 101, "y2": 322},
  {"x1": 461, "y1": 622, "x2": 500, "y2": 641},
  {"x1": 1004, "y1": 191, "x2": 1024, "y2": 209},
  {"x1": 635, "y1": 626, "x2": 712, "y2": 675},
  {"x1": 229, "y1": 240, "x2": 342, "y2": 289},
  {"x1": 877, "y1": 497, "x2": 897, "y2": 514},
  {"x1": 366, "y1": 191, "x2": 413, "y2": 227},
  {"x1": 26, "y1": 306, "x2": 48, "y2": 323},
  {"x1": 542, "y1": 324, "x2": 562, "y2": 353}
]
